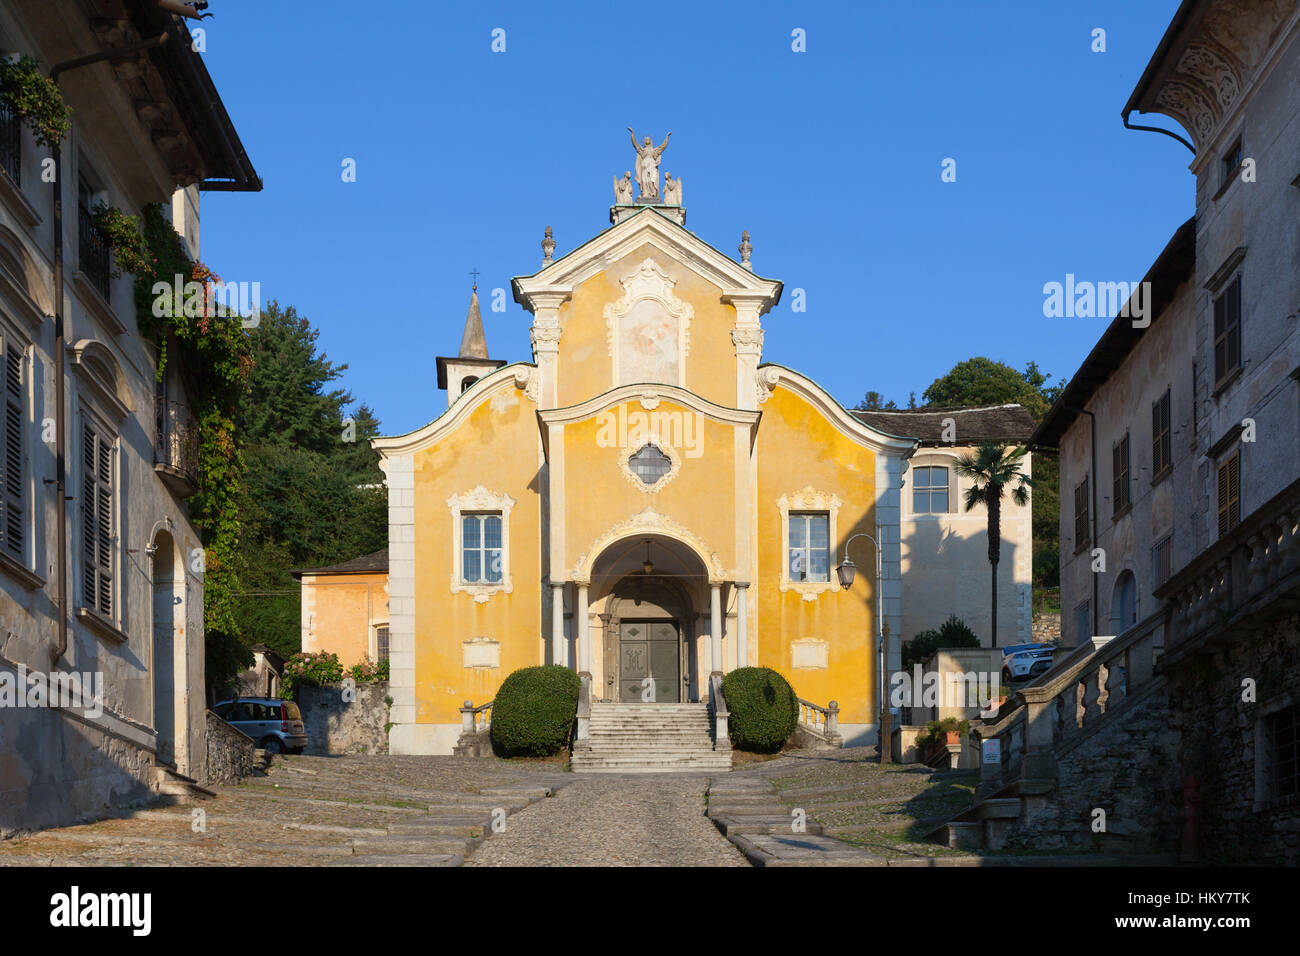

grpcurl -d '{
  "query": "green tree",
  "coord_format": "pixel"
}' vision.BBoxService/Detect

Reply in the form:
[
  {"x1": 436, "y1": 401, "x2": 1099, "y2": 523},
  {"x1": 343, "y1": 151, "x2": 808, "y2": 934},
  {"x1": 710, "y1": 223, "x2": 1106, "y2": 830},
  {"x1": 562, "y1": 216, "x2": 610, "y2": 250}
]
[
  {"x1": 956, "y1": 443, "x2": 1034, "y2": 647},
  {"x1": 921, "y1": 357, "x2": 1062, "y2": 589},
  {"x1": 233, "y1": 301, "x2": 388, "y2": 658},
  {"x1": 923, "y1": 357, "x2": 1060, "y2": 416},
  {"x1": 855, "y1": 390, "x2": 898, "y2": 410}
]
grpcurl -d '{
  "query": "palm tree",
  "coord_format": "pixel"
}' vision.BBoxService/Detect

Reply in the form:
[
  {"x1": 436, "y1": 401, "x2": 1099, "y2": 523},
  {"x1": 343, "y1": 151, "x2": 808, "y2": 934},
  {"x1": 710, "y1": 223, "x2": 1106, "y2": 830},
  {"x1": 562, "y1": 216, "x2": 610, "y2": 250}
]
[{"x1": 955, "y1": 443, "x2": 1034, "y2": 648}]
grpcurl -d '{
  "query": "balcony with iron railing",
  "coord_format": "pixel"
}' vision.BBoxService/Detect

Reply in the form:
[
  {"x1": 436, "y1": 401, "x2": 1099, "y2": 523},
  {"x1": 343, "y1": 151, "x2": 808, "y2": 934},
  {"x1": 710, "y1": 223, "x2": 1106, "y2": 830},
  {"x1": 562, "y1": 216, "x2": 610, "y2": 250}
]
[
  {"x1": 78, "y1": 204, "x2": 112, "y2": 301},
  {"x1": 155, "y1": 400, "x2": 199, "y2": 498},
  {"x1": 0, "y1": 100, "x2": 20, "y2": 185}
]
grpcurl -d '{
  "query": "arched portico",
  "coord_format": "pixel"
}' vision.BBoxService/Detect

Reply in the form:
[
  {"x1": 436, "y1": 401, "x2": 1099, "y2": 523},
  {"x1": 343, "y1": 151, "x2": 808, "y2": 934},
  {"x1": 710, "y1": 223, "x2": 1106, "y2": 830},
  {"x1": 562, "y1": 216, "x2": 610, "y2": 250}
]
[{"x1": 556, "y1": 532, "x2": 738, "y2": 703}]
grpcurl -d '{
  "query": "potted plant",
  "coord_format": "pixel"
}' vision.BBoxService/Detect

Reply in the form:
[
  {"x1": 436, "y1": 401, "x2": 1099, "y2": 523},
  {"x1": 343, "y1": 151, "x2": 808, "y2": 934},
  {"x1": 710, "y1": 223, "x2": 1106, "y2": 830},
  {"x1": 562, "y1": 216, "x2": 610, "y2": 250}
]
[{"x1": 916, "y1": 717, "x2": 971, "y2": 763}]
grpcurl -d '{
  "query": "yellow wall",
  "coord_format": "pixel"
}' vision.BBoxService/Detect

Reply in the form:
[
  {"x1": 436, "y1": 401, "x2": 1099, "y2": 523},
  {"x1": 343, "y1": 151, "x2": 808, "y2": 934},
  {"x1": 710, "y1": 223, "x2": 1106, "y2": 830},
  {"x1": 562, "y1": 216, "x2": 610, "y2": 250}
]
[
  {"x1": 560, "y1": 398, "x2": 739, "y2": 573},
  {"x1": 391, "y1": 247, "x2": 889, "y2": 735},
  {"x1": 301, "y1": 571, "x2": 388, "y2": 666},
  {"x1": 555, "y1": 246, "x2": 738, "y2": 409},
  {"x1": 756, "y1": 387, "x2": 878, "y2": 725},
  {"x1": 411, "y1": 383, "x2": 542, "y2": 723}
]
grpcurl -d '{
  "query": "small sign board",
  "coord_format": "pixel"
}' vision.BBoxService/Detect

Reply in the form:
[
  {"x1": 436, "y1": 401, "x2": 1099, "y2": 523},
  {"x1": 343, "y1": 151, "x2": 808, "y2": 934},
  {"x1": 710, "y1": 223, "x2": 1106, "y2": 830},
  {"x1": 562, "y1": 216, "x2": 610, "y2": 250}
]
[{"x1": 982, "y1": 738, "x2": 1001, "y2": 765}]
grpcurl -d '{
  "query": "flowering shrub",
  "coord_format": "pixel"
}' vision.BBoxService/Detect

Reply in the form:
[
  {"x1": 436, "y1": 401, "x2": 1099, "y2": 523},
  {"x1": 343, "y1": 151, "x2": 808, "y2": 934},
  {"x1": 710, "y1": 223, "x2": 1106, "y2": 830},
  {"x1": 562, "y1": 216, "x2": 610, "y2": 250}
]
[
  {"x1": 281, "y1": 651, "x2": 343, "y2": 700},
  {"x1": 349, "y1": 657, "x2": 390, "y2": 684},
  {"x1": 282, "y1": 652, "x2": 389, "y2": 699}
]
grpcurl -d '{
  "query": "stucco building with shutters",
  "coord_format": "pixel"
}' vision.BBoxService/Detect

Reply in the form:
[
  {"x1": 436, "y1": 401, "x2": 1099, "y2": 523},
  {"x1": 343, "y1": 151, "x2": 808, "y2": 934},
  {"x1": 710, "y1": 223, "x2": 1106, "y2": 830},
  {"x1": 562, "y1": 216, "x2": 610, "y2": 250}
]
[{"x1": 0, "y1": 0, "x2": 258, "y2": 832}]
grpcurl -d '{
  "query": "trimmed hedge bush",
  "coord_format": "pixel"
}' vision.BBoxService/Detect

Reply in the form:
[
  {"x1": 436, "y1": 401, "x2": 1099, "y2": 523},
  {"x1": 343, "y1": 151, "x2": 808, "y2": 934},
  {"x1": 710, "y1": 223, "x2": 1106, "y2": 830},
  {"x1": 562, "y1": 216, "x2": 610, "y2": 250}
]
[
  {"x1": 722, "y1": 667, "x2": 798, "y2": 752},
  {"x1": 490, "y1": 665, "x2": 580, "y2": 756}
]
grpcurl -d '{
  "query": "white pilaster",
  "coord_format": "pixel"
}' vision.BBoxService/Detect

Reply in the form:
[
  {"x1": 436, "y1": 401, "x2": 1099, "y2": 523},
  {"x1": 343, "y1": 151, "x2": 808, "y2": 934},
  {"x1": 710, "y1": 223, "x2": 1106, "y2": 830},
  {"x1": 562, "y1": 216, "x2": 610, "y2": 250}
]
[
  {"x1": 551, "y1": 583, "x2": 565, "y2": 666},
  {"x1": 577, "y1": 583, "x2": 590, "y2": 674},
  {"x1": 736, "y1": 582, "x2": 749, "y2": 667},
  {"x1": 710, "y1": 583, "x2": 723, "y2": 674},
  {"x1": 528, "y1": 293, "x2": 567, "y2": 409}
]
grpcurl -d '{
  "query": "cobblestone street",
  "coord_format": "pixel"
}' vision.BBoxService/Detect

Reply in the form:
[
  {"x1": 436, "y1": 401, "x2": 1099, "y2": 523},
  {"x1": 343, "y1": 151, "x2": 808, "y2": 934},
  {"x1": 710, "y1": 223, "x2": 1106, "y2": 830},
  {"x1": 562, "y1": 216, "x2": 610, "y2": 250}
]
[
  {"x1": 0, "y1": 748, "x2": 981, "y2": 867},
  {"x1": 467, "y1": 775, "x2": 748, "y2": 867},
  {"x1": 0, "y1": 755, "x2": 571, "y2": 867}
]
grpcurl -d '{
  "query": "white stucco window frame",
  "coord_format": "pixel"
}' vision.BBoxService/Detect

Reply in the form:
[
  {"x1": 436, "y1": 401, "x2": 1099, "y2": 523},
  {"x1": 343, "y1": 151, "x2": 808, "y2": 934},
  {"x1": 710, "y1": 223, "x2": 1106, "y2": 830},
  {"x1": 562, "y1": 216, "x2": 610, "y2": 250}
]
[
  {"x1": 448, "y1": 486, "x2": 515, "y2": 603},
  {"x1": 370, "y1": 621, "x2": 391, "y2": 662},
  {"x1": 907, "y1": 453, "x2": 958, "y2": 517},
  {"x1": 777, "y1": 486, "x2": 842, "y2": 602}
]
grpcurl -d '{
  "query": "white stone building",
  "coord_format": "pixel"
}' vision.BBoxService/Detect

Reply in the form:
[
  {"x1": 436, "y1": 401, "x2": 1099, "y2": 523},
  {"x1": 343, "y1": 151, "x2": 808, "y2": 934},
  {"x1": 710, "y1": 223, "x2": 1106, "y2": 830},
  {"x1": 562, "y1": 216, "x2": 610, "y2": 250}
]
[
  {"x1": 1038, "y1": 0, "x2": 1300, "y2": 647},
  {"x1": 850, "y1": 404, "x2": 1037, "y2": 647},
  {"x1": 0, "y1": 0, "x2": 259, "y2": 833},
  {"x1": 1015, "y1": 0, "x2": 1300, "y2": 863}
]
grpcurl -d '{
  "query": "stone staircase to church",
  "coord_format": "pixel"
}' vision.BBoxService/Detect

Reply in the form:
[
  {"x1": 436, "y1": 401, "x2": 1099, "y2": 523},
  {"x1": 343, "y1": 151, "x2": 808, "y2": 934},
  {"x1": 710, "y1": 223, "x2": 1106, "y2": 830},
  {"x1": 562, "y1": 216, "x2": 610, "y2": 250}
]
[{"x1": 570, "y1": 702, "x2": 733, "y2": 773}]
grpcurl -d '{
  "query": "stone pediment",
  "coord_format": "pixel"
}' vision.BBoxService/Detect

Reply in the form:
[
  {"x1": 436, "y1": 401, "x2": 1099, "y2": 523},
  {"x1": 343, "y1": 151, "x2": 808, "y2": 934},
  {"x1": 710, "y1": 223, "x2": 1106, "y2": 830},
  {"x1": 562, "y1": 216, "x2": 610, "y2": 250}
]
[{"x1": 512, "y1": 207, "x2": 781, "y2": 316}]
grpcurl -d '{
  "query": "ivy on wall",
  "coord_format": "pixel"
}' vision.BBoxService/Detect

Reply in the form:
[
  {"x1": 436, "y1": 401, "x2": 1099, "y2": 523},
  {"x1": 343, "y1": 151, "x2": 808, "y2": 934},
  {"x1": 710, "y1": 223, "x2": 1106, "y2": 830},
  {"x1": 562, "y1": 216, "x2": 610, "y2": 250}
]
[
  {"x1": 2, "y1": 62, "x2": 252, "y2": 690},
  {"x1": 119, "y1": 203, "x2": 254, "y2": 690},
  {"x1": 0, "y1": 55, "x2": 72, "y2": 148}
]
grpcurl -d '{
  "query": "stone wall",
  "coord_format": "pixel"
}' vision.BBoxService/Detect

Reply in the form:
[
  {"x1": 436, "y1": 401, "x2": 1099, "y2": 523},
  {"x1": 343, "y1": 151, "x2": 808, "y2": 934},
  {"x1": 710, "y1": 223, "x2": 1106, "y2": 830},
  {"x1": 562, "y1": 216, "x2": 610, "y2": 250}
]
[
  {"x1": 204, "y1": 710, "x2": 254, "y2": 786},
  {"x1": 1167, "y1": 612, "x2": 1300, "y2": 865},
  {"x1": 1031, "y1": 613, "x2": 1060, "y2": 643},
  {"x1": 297, "y1": 682, "x2": 391, "y2": 755},
  {"x1": 1002, "y1": 677, "x2": 1182, "y2": 854},
  {"x1": 0, "y1": 703, "x2": 155, "y2": 838}
]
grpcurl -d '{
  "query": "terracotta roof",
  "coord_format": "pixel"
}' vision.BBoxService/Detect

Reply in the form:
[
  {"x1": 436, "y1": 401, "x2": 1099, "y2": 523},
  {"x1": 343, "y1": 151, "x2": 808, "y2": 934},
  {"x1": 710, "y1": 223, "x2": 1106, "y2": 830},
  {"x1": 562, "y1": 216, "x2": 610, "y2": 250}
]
[
  {"x1": 849, "y1": 404, "x2": 1037, "y2": 445},
  {"x1": 1031, "y1": 218, "x2": 1196, "y2": 449},
  {"x1": 291, "y1": 548, "x2": 388, "y2": 579}
]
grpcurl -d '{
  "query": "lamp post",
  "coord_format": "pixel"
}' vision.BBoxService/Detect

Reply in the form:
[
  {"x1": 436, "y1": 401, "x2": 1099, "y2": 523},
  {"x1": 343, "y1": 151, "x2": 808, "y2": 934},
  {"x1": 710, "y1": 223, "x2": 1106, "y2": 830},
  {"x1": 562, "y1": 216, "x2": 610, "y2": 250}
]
[{"x1": 836, "y1": 530, "x2": 892, "y2": 764}]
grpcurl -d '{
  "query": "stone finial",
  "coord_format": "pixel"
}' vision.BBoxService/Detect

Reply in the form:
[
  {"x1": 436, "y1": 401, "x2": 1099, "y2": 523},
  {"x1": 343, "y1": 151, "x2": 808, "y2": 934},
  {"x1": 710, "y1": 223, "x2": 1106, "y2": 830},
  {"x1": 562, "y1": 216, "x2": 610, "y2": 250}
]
[
  {"x1": 739, "y1": 230, "x2": 752, "y2": 270},
  {"x1": 541, "y1": 225, "x2": 556, "y2": 266}
]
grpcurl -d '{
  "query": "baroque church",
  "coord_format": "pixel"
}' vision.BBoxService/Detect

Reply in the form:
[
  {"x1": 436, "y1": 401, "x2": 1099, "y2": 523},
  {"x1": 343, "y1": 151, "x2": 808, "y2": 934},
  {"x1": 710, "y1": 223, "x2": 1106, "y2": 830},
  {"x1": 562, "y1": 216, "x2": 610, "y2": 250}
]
[{"x1": 355, "y1": 135, "x2": 1035, "y2": 756}]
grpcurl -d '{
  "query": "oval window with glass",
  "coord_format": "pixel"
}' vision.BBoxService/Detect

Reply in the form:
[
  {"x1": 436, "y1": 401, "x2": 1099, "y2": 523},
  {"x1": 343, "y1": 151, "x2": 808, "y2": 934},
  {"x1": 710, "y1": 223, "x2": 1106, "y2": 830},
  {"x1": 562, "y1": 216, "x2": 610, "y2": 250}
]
[{"x1": 629, "y1": 444, "x2": 671, "y2": 486}]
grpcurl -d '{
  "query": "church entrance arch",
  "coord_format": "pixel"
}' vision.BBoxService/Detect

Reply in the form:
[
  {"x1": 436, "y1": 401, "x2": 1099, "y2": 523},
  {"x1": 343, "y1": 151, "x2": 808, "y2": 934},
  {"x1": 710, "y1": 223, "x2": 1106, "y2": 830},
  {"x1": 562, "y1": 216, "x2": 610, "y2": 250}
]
[{"x1": 588, "y1": 535, "x2": 706, "y2": 703}]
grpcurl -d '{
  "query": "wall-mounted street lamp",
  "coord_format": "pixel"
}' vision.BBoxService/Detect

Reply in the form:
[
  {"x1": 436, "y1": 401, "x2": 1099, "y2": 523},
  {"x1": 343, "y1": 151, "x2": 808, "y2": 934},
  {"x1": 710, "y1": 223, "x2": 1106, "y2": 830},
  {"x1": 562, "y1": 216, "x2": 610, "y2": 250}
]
[{"x1": 836, "y1": 530, "x2": 893, "y2": 764}]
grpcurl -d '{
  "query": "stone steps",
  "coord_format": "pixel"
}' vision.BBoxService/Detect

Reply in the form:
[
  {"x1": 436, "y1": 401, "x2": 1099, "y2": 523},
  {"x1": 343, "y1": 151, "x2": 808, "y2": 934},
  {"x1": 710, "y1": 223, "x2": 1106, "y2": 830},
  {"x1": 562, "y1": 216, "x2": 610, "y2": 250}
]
[
  {"x1": 152, "y1": 764, "x2": 216, "y2": 803},
  {"x1": 574, "y1": 702, "x2": 730, "y2": 773},
  {"x1": 704, "y1": 777, "x2": 883, "y2": 865}
]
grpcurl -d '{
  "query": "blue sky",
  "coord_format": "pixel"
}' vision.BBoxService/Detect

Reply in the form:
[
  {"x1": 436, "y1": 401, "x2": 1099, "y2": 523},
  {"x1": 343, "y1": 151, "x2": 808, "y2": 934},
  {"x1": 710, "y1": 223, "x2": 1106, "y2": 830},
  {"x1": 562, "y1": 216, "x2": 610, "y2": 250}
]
[{"x1": 196, "y1": 0, "x2": 1192, "y2": 435}]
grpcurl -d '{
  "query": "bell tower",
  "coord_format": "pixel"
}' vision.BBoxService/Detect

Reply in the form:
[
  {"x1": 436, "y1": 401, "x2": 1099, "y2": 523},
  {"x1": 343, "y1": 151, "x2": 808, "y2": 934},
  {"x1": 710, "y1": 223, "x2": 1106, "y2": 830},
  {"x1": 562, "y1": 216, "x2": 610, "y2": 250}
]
[{"x1": 436, "y1": 283, "x2": 506, "y2": 408}]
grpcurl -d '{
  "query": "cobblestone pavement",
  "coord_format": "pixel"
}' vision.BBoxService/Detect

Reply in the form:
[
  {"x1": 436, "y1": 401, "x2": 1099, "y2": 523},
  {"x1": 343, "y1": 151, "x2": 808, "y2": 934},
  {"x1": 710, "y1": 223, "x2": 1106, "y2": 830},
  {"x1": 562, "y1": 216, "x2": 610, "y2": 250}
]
[
  {"x1": 0, "y1": 749, "x2": 979, "y2": 867},
  {"x1": 468, "y1": 774, "x2": 749, "y2": 867},
  {"x1": 0, "y1": 754, "x2": 571, "y2": 867},
  {"x1": 728, "y1": 746, "x2": 978, "y2": 860}
]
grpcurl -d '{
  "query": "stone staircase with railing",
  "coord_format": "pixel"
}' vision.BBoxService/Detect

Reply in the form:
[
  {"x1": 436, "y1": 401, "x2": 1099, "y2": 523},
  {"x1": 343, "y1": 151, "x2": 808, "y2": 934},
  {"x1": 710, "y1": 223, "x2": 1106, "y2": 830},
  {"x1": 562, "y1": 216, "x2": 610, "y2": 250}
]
[
  {"x1": 570, "y1": 702, "x2": 733, "y2": 772},
  {"x1": 925, "y1": 617, "x2": 1172, "y2": 853},
  {"x1": 927, "y1": 477, "x2": 1300, "y2": 857}
]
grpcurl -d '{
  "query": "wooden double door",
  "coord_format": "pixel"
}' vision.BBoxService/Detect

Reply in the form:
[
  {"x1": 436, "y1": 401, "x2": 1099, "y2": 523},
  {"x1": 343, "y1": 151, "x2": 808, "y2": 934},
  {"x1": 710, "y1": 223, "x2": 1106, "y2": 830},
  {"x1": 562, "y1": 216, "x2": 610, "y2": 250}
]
[{"x1": 618, "y1": 619, "x2": 681, "y2": 703}]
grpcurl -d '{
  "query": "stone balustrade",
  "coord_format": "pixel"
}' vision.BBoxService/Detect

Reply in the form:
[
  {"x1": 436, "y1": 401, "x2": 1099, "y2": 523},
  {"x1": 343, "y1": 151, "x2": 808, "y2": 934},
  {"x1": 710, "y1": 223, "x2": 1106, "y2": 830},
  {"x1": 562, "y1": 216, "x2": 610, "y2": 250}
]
[
  {"x1": 459, "y1": 698, "x2": 493, "y2": 735},
  {"x1": 709, "y1": 673, "x2": 730, "y2": 752},
  {"x1": 575, "y1": 673, "x2": 592, "y2": 747},
  {"x1": 975, "y1": 613, "x2": 1166, "y2": 795},
  {"x1": 796, "y1": 697, "x2": 842, "y2": 747},
  {"x1": 1156, "y1": 476, "x2": 1300, "y2": 656},
  {"x1": 453, "y1": 698, "x2": 494, "y2": 757}
]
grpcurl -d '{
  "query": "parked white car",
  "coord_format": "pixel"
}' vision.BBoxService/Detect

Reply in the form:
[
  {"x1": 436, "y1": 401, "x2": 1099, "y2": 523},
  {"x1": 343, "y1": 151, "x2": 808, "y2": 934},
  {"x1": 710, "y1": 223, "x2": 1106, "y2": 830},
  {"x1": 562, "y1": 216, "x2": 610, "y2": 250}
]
[{"x1": 1001, "y1": 643, "x2": 1056, "y2": 683}]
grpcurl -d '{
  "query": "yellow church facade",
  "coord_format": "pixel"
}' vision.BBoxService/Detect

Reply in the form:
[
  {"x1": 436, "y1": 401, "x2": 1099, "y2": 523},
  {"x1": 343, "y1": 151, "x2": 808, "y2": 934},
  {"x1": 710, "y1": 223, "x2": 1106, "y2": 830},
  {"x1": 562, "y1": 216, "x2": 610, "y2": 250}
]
[{"x1": 373, "y1": 199, "x2": 924, "y2": 756}]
